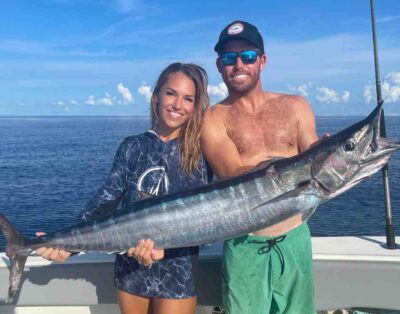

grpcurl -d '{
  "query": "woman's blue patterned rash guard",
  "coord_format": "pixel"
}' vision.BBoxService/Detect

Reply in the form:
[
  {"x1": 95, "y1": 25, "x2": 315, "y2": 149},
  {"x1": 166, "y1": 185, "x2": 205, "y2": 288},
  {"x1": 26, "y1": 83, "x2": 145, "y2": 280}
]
[{"x1": 77, "y1": 130, "x2": 210, "y2": 299}]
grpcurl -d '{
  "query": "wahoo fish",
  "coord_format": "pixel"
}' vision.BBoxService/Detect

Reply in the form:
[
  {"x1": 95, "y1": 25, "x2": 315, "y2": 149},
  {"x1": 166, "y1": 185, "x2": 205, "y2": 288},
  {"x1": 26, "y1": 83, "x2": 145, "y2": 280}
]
[{"x1": 1, "y1": 102, "x2": 399, "y2": 303}]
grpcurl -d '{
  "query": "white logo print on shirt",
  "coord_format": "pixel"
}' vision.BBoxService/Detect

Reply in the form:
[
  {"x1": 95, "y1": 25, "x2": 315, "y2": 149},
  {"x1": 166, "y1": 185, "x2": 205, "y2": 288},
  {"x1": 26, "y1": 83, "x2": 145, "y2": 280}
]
[{"x1": 137, "y1": 166, "x2": 169, "y2": 196}]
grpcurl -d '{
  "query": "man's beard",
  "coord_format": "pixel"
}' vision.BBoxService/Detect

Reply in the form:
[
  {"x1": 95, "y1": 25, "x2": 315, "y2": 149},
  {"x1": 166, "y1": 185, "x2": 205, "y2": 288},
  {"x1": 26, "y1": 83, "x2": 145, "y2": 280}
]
[{"x1": 225, "y1": 70, "x2": 260, "y2": 94}]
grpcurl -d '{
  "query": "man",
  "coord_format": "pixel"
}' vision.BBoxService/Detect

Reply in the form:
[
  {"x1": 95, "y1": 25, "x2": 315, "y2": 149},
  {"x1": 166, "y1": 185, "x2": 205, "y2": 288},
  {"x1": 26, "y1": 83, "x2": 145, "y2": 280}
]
[{"x1": 201, "y1": 21, "x2": 318, "y2": 314}]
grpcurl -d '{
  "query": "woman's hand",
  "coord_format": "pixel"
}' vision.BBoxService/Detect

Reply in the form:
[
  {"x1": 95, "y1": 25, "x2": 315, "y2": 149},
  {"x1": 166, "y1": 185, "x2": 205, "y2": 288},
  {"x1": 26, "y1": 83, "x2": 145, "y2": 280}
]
[
  {"x1": 34, "y1": 232, "x2": 72, "y2": 262},
  {"x1": 127, "y1": 239, "x2": 164, "y2": 267}
]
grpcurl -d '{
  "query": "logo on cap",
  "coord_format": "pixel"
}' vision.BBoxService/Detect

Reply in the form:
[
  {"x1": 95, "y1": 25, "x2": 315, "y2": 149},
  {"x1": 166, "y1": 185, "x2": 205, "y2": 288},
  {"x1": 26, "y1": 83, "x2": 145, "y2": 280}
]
[{"x1": 227, "y1": 22, "x2": 244, "y2": 35}]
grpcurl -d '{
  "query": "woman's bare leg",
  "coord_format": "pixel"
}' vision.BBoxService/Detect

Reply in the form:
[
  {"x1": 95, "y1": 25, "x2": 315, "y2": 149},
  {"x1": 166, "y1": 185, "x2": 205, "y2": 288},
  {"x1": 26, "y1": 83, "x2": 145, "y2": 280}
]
[
  {"x1": 153, "y1": 296, "x2": 197, "y2": 314},
  {"x1": 118, "y1": 289, "x2": 152, "y2": 314}
]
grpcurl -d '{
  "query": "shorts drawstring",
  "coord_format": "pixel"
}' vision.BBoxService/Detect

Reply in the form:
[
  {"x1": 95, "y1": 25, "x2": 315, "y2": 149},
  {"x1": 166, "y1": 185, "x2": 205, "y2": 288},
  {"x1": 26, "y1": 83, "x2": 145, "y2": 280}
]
[{"x1": 248, "y1": 235, "x2": 286, "y2": 277}]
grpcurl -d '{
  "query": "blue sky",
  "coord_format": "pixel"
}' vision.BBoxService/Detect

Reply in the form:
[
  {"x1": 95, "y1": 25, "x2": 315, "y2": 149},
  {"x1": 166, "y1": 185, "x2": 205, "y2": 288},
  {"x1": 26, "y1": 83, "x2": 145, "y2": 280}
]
[{"x1": 1, "y1": 0, "x2": 399, "y2": 116}]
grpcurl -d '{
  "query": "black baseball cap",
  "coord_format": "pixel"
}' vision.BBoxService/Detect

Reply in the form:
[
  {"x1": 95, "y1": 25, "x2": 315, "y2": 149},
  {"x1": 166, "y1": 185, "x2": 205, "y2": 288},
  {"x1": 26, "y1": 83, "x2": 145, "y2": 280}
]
[{"x1": 214, "y1": 20, "x2": 264, "y2": 54}]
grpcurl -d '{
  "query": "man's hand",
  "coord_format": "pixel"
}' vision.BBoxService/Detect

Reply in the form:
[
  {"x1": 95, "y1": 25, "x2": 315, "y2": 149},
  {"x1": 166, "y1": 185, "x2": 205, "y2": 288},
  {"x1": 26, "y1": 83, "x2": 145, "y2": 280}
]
[
  {"x1": 35, "y1": 232, "x2": 72, "y2": 262},
  {"x1": 127, "y1": 239, "x2": 164, "y2": 267}
]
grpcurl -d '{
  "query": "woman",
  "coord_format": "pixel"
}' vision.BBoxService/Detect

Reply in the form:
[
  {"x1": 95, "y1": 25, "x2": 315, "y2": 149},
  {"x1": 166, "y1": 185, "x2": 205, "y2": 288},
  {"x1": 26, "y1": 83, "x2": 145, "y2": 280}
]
[{"x1": 36, "y1": 62, "x2": 210, "y2": 314}]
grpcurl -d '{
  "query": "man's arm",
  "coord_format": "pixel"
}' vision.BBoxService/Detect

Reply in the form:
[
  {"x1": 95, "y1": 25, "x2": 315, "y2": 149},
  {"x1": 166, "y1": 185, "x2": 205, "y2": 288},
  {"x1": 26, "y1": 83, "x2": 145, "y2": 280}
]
[
  {"x1": 201, "y1": 108, "x2": 253, "y2": 179},
  {"x1": 296, "y1": 97, "x2": 319, "y2": 152}
]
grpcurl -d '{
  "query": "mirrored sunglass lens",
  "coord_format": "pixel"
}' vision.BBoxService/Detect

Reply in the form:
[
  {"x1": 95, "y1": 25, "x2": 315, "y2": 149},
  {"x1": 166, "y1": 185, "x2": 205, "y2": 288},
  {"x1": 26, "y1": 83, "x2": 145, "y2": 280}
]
[
  {"x1": 240, "y1": 51, "x2": 257, "y2": 64},
  {"x1": 222, "y1": 53, "x2": 237, "y2": 65}
]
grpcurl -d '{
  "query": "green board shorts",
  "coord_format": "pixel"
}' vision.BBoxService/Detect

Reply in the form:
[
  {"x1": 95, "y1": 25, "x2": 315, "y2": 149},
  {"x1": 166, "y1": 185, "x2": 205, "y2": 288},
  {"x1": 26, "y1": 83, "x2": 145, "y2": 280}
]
[{"x1": 222, "y1": 223, "x2": 316, "y2": 314}]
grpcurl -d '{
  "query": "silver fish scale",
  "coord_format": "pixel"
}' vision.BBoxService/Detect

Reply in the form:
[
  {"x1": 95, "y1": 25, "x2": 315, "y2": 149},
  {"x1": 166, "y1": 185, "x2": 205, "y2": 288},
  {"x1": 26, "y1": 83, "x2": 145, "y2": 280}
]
[
  {"x1": 26, "y1": 175, "x2": 295, "y2": 252},
  {"x1": 21, "y1": 166, "x2": 324, "y2": 254}
]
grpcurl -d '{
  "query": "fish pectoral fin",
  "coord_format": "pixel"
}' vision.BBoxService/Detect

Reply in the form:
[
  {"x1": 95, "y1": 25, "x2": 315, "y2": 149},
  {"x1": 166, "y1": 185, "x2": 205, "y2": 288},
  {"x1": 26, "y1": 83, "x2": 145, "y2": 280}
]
[
  {"x1": 250, "y1": 158, "x2": 285, "y2": 172},
  {"x1": 253, "y1": 180, "x2": 313, "y2": 210},
  {"x1": 301, "y1": 207, "x2": 318, "y2": 222}
]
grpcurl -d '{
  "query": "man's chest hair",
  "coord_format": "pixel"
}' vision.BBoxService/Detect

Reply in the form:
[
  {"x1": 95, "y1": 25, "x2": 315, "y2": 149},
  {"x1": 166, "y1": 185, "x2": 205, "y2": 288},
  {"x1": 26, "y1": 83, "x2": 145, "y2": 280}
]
[{"x1": 225, "y1": 115, "x2": 298, "y2": 154}]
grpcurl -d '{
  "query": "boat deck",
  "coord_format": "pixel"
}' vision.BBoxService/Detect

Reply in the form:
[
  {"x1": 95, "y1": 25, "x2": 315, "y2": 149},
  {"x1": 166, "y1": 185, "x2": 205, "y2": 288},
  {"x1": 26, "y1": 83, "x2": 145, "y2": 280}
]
[{"x1": 0, "y1": 236, "x2": 399, "y2": 313}]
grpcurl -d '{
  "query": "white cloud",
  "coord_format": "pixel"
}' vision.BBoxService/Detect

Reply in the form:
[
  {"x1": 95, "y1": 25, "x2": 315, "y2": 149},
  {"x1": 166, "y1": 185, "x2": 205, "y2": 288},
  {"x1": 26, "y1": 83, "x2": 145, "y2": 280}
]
[
  {"x1": 377, "y1": 15, "x2": 400, "y2": 23},
  {"x1": 363, "y1": 84, "x2": 374, "y2": 104},
  {"x1": 386, "y1": 72, "x2": 400, "y2": 85},
  {"x1": 342, "y1": 91, "x2": 350, "y2": 103},
  {"x1": 363, "y1": 72, "x2": 400, "y2": 104},
  {"x1": 85, "y1": 95, "x2": 96, "y2": 105},
  {"x1": 54, "y1": 99, "x2": 78, "y2": 107},
  {"x1": 98, "y1": 92, "x2": 114, "y2": 106},
  {"x1": 289, "y1": 82, "x2": 313, "y2": 97},
  {"x1": 315, "y1": 87, "x2": 341, "y2": 104},
  {"x1": 117, "y1": 83, "x2": 133, "y2": 104},
  {"x1": 290, "y1": 83, "x2": 350, "y2": 104},
  {"x1": 85, "y1": 93, "x2": 115, "y2": 106},
  {"x1": 84, "y1": 83, "x2": 135, "y2": 106},
  {"x1": 382, "y1": 83, "x2": 400, "y2": 104},
  {"x1": 138, "y1": 82, "x2": 152, "y2": 103},
  {"x1": 295, "y1": 84, "x2": 309, "y2": 97},
  {"x1": 207, "y1": 83, "x2": 228, "y2": 100}
]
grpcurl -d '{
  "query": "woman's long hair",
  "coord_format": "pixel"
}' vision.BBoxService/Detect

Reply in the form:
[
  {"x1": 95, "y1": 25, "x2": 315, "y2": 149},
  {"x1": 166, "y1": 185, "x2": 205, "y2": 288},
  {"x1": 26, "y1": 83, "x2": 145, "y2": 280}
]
[{"x1": 150, "y1": 63, "x2": 210, "y2": 175}]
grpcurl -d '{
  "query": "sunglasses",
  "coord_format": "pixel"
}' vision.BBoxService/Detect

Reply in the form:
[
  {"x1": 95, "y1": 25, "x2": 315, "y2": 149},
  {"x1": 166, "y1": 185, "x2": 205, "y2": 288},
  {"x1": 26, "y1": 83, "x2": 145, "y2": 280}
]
[{"x1": 219, "y1": 50, "x2": 260, "y2": 66}]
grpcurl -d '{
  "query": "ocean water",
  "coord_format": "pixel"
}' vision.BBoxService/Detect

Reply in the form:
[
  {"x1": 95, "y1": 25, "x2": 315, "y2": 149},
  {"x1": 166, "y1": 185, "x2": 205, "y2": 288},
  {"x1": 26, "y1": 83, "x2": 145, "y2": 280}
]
[{"x1": 0, "y1": 115, "x2": 399, "y2": 251}]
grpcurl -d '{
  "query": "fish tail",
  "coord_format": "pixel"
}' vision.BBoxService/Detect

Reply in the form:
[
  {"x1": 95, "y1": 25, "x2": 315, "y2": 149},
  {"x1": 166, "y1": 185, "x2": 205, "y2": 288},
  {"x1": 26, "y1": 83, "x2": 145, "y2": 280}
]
[{"x1": 0, "y1": 213, "x2": 29, "y2": 304}]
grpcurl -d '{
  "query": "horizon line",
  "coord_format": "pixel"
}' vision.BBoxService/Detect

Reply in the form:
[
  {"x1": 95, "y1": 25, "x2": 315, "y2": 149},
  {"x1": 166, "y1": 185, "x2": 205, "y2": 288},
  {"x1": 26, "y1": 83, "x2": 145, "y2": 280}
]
[{"x1": 1, "y1": 114, "x2": 399, "y2": 118}]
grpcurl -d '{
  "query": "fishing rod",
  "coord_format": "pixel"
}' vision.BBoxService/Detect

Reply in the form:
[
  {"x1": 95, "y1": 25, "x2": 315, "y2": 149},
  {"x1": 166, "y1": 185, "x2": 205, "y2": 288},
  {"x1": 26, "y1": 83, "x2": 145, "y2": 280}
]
[{"x1": 370, "y1": 0, "x2": 396, "y2": 249}]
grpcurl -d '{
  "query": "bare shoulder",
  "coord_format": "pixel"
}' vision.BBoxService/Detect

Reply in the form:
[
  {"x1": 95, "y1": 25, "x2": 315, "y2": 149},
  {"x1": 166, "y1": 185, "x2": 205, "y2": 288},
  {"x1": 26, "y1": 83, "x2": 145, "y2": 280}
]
[
  {"x1": 267, "y1": 92, "x2": 313, "y2": 115},
  {"x1": 286, "y1": 94, "x2": 312, "y2": 110},
  {"x1": 268, "y1": 92, "x2": 309, "y2": 106},
  {"x1": 290, "y1": 95, "x2": 314, "y2": 119},
  {"x1": 204, "y1": 102, "x2": 230, "y2": 123}
]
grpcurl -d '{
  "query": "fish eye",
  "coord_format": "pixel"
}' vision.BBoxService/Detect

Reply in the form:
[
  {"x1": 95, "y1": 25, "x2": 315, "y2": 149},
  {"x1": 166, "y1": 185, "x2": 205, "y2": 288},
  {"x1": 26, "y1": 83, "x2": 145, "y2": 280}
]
[{"x1": 344, "y1": 141, "x2": 355, "y2": 151}]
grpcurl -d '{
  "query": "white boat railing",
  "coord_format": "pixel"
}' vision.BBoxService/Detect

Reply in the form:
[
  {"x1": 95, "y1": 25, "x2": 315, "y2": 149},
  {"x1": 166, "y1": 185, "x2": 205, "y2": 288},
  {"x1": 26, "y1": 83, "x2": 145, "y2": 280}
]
[{"x1": 0, "y1": 236, "x2": 399, "y2": 313}]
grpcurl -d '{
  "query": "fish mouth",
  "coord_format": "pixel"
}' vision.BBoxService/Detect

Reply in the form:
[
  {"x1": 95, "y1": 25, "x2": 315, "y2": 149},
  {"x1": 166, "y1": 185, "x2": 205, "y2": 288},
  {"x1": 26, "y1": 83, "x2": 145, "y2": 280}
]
[
  {"x1": 323, "y1": 139, "x2": 399, "y2": 200},
  {"x1": 356, "y1": 138, "x2": 400, "y2": 181},
  {"x1": 366, "y1": 138, "x2": 400, "y2": 163}
]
